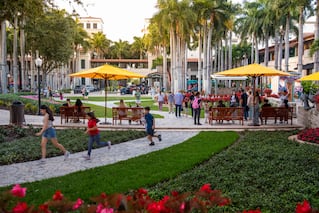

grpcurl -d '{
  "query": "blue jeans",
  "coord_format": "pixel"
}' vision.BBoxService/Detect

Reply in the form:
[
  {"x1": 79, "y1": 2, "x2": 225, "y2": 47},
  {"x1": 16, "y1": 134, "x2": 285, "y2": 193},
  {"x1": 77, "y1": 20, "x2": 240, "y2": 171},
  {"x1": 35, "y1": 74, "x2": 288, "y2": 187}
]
[
  {"x1": 87, "y1": 133, "x2": 107, "y2": 156},
  {"x1": 175, "y1": 104, "x2": 182, "y2": 117},
  {"x1": 42, "y1": 127, "x2": 56, "y2": 139},
  {"x1": 243, "y1": 106, "x2": 249, "y2": 120},
  {"x1": 194, "y1": 108, "x2": 201, "y2": 124}
]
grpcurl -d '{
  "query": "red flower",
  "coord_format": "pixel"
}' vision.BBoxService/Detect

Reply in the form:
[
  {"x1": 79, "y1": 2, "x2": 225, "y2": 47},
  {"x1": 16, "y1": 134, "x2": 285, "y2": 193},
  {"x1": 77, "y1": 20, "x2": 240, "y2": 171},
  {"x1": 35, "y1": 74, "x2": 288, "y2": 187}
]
[
  {"x1": 138, "y1": 188, "x2": 148, "y2": 195},
  {"x1": 12, "y1": 202, "x2": 28, "y2": 213},
  {"x1": 38, "y1": 204, "x2": 51, "y2": 213},
  {"x1": 72, "y1": 198, "x2": 83, "y2": 210},
  {"x1": 171, "y1": 190, "x2": 179, "y2": 197},
  {"x1": 296, "y1": 200, "x2": 312, "y2": 213},
  {"x1": 11, "y1": 184, "x2": 27, "y2": 198},
  {"x1": 200, "y1": 183, "x2": 212, "y2": 193},
  {"x1": 242, "y1": 210, "x2": 262, "y2": 213},
  {"x1": 52, "y1": 190, "x2": 64, "y2": 201}
]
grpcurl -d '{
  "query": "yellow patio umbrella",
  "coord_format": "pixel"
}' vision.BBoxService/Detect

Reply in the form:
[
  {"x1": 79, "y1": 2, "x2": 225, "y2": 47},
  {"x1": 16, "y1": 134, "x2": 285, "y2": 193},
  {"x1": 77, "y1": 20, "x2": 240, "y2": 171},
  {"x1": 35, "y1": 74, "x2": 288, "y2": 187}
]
[
  {"x1": 217, "y1": 63, "x2": 291, "y2": 126},
  {"x1": 216, "y1": 63, "x2": 291, "y2": 77},
  {"x1": 69, "y1": 64, "x2": 145, "y2": 124},
  {"x1": 299, "y1": 72, "x2": 319, "y2": 81}
]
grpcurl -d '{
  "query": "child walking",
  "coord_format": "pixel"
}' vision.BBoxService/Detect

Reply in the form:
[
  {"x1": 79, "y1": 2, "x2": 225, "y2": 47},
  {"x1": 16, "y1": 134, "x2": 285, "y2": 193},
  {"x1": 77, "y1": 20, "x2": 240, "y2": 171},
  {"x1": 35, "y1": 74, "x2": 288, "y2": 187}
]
[
  {"x1": 84, "y1": 112, "x2": 111, "y2": 160},
  {"x1": 36, "y1": 105, "x2": 70, "y2": 162},
  {"x1": 144, "y1": 106, "x2": 162, "y2": 146}
]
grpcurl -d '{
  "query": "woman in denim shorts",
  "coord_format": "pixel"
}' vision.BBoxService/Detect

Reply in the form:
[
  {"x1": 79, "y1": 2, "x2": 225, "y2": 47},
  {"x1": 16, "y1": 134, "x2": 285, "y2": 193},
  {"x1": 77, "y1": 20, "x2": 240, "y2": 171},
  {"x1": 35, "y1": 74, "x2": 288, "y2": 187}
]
[{"x1": 36, "y1": 105, "x2": 70, "y2": 162}]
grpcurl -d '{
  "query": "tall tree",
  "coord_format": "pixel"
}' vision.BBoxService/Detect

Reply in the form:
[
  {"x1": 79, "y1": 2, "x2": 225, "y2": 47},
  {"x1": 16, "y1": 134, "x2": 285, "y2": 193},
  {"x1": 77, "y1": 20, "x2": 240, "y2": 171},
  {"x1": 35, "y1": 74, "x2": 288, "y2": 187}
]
[
  {"x1": 89, "y1": 31, "x2": 110, "y2": 59},
  {"x1": 26, "y1": 9, "x2": 75, "y2": 88}
]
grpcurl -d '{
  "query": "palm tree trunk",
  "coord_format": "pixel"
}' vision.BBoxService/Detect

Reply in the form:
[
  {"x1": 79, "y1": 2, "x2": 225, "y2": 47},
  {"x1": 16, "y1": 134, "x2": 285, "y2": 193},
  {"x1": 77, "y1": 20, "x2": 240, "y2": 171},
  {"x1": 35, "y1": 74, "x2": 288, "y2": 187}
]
[
  {"x1": 274, "y1": 31, "x2": 279, "y2": 70},
  {"x1": 254, "y1": 35, "x2": 259, "y2": 64},
  {"x1": 228, "y1": 31, "x2": 232, "y2": 69},
  {"x1": 251, "y1": 38, "x2": 254, "y2": 64},
  {"x1": 202, "y1": 24, "x2": 208, "y2": 90},
  {"x1": 264, "y1": 34, "x2": 269, "y2": 66},
  {"x1": 206, "y1": 26, "x2": 213, "y2": 94},
  {"x1": 279, "y1": 31, "x2": 284, "y2": 70},
  {"x1": 13, "y1": 16, "x2": 18, "y2": 93},
  {"x1": 197, "y1": 30, "x2": 202, "y2": 93},
  {"x1": 297, "y1": 6, "x2": 304, "y2": 74},
  {"x1": 163, "y1": 45, "x2": 167, "y2": 91},
  {"x1": 284, "y1": 15, "x2": 290, "y2": 72},
  {"x1": 314, "y1": 0, "x2": 319, "y2": 72},
  {"x1": 0, "y1": 21, "x2": 8, "y2": 94},
  {"x1": 20, "y1": 16, "x2": 26, "y2": 90}
]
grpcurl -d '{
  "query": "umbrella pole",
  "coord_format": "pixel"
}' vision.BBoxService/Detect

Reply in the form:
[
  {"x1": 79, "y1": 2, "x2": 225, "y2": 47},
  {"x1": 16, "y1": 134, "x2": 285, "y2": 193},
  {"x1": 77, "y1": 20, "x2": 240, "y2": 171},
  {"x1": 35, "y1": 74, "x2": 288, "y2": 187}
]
[
  {"x1": 248, "y1": 76, "x2": 260, "y2": 126},
  {"x1": 100, "y1": 78, "x2": 110, "y2": 125}
]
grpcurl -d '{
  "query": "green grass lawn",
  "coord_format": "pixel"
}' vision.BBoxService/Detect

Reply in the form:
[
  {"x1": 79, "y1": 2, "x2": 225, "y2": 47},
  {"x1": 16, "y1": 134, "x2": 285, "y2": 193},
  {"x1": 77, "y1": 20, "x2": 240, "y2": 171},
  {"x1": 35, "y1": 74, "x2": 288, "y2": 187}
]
[
  {"x1": 2, "y1": 130, "x2": 318, "y2": 212},
  {"x1": 148, "y1": 130, "x2": 319, "y2": 212},
  {"x1": 4, "y1": 131, "x2": 238, "y2": 206}
]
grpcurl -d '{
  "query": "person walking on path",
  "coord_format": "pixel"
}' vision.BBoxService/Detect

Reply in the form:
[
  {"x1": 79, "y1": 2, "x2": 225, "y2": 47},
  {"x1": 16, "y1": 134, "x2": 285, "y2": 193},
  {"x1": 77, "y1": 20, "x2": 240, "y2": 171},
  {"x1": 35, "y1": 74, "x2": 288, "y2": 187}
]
[
  {"x1": 135, "y1": 88, "x2": 141, "y2": 107},
  {"x1": 192, "y1": 92, "x2": 202, "y2": 125},
  {"x1": 167, "y1": 91, "x2": 175, "y2": 114},
  {"x1": 84, "y1": 112, "x2": 111, "y2": 160},
  {"x1": 36, "y1": 105, "x2": 70, "y2": 162},
  {"x1": 240, "y1": 88, "x2": 248, "y2": 121},
  {"x1": 174, "y1": 90, "x2": 184, "y2": 118},
  {"x1": 156, "y1": 91, "x2": 165, "y2": 111},
  {"x1": 144, "y1": 106, "x2": 161, "y2": 146}
]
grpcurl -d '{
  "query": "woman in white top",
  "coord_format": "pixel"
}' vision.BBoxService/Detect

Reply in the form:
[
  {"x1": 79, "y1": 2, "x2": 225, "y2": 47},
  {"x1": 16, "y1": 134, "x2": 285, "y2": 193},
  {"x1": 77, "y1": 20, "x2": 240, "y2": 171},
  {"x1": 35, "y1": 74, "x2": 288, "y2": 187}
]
[
  {"x1": 156, "y1": 91, "x2": 165, "y2": 111},
  {"x1": 36, "y1": 105, "x2": 69, "y2": 162}
]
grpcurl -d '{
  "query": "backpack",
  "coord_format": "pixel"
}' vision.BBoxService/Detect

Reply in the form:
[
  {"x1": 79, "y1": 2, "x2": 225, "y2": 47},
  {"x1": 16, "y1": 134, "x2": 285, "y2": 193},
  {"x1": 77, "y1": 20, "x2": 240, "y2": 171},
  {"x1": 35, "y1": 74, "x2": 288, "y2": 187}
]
[{"x1": 192, "y1": 97, "x2": 199, "y2": 109}]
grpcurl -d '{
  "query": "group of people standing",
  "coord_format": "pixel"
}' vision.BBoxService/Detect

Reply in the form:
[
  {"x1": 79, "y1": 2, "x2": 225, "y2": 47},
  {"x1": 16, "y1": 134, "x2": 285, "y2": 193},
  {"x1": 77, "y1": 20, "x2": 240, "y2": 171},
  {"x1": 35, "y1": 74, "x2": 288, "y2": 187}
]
[{"x1": 166, "y1": 90, "x2": 203, "y2": 125}]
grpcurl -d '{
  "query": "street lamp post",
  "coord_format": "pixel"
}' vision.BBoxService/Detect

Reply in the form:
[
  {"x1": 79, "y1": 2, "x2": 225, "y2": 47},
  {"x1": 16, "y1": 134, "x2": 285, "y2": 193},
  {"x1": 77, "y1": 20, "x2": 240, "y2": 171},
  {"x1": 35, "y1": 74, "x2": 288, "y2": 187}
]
[{"x1": 35, "y1": 58, "x2": 43, "y2": 115}]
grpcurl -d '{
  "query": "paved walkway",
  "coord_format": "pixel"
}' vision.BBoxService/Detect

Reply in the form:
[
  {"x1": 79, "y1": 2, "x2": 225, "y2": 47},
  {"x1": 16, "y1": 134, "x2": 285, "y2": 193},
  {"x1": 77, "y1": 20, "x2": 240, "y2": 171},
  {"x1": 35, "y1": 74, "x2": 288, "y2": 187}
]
[
  {"x1": 0, "y1": 131, "x2": 197, "y2": 187},
  {"x1": 0, "y1": 94, "x2": 303, "y2": 187}
]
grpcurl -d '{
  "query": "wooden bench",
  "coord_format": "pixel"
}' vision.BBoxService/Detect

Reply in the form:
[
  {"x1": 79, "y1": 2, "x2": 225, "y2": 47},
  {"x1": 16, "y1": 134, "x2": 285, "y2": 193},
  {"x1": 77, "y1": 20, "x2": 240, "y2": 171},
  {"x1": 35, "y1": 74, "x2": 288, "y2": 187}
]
[
  {"x1": 209, "y1": 107, "x2": 244, "y2": 125},
  {"x1": 112, "y1": 107, "x2": 144, "y2": 125},
  {"x1": 59, "y1": 106, "x2": 91, "y2": 124},
  {"x1": 260, "y1": 107, "x2": 293, "y2": 125}
]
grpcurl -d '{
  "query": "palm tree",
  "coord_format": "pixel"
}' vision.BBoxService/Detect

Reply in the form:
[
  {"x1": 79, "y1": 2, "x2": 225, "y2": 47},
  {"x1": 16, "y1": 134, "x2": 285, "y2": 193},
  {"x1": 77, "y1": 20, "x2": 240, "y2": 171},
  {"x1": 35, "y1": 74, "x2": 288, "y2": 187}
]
[
  {"x1": 131, "y1": 36, "x2": 146, "y2": 60},
  {"x1": 156, "y1": 0, "x2": 196, "y2": 92},
  {"x1": 89, "y1": 31, "x2": 110, "y2": 59},
  {"x1": 112, "y1": 39, "x2": 130, "y2": 61}
]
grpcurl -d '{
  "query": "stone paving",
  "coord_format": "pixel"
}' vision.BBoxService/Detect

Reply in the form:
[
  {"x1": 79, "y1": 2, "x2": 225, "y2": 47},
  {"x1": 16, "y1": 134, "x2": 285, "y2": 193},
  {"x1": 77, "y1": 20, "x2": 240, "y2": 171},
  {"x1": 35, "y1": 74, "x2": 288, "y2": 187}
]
[{"x1": 0, "y1": 93, "x2": 303, "y2": 187}]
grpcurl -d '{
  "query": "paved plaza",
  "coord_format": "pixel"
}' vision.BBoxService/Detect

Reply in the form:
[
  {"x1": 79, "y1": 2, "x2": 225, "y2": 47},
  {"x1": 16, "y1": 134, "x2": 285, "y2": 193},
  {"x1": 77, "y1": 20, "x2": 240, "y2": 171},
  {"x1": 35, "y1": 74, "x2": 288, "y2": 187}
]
[{"x1": 0, "y1": 93, "x2": 303, "y2": 187}]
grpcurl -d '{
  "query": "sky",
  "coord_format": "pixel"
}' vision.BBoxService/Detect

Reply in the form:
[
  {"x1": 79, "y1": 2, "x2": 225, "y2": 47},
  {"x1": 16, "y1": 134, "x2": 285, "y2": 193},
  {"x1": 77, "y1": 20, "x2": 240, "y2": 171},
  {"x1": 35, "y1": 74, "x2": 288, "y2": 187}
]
[{"x1": 56, "y1": 0, "x2": 243, "y2": 43}]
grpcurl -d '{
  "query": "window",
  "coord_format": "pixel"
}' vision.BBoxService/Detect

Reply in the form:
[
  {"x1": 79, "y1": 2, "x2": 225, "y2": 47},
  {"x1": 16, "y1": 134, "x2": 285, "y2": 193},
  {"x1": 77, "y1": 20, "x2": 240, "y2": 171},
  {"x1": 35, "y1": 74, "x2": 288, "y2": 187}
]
[
  {"x1": 93, "y1": 23, "x2": 97, "y2": 29},
  {"x1": 86, "y1": 23, "x2": 90, "y2": 29},
  {"x1": 81, "y1": 59, "x2": 85, "y2": 69}
]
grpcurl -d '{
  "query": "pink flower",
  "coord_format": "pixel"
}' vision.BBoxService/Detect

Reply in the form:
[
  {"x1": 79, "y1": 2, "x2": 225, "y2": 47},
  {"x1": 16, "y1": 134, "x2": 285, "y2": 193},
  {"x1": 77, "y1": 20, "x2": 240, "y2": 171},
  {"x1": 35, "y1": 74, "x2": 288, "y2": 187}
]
[
  {"x1": 296, "y1": 200, "x2": 312, "y2": 213},
  {"x1": 179, "y1": 202, "x2": 185, "y2": 212},
  {"x1": 12, "y1": 202, "x2": 28, "y2": 213},
  {"x1": 52, "y1": 190, "x2": 63, "y2": 201},
  {"x1": 11, "y1": 184, "x2": 27, "y2": 198},
  {"x1": 96, "y1": 204, "x2": 114, "y2": 213},
  {"x1": 72, "y1": 198, "x2": 83, "y2": 210}
]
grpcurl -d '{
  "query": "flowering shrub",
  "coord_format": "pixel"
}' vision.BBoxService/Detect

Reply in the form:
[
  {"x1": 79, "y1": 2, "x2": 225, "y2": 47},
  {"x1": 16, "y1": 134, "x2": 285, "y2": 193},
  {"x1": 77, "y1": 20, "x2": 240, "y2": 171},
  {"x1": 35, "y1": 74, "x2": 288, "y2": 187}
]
[
  {"x1": 1, "y1": 184, "x2": 318, "y2": 213},
  {"x1": 297, "y1": 128, "x2": 319, "y2": 144},
  {"x1": 263, "y1": 88, "x2": 272, "y2": 95}
]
